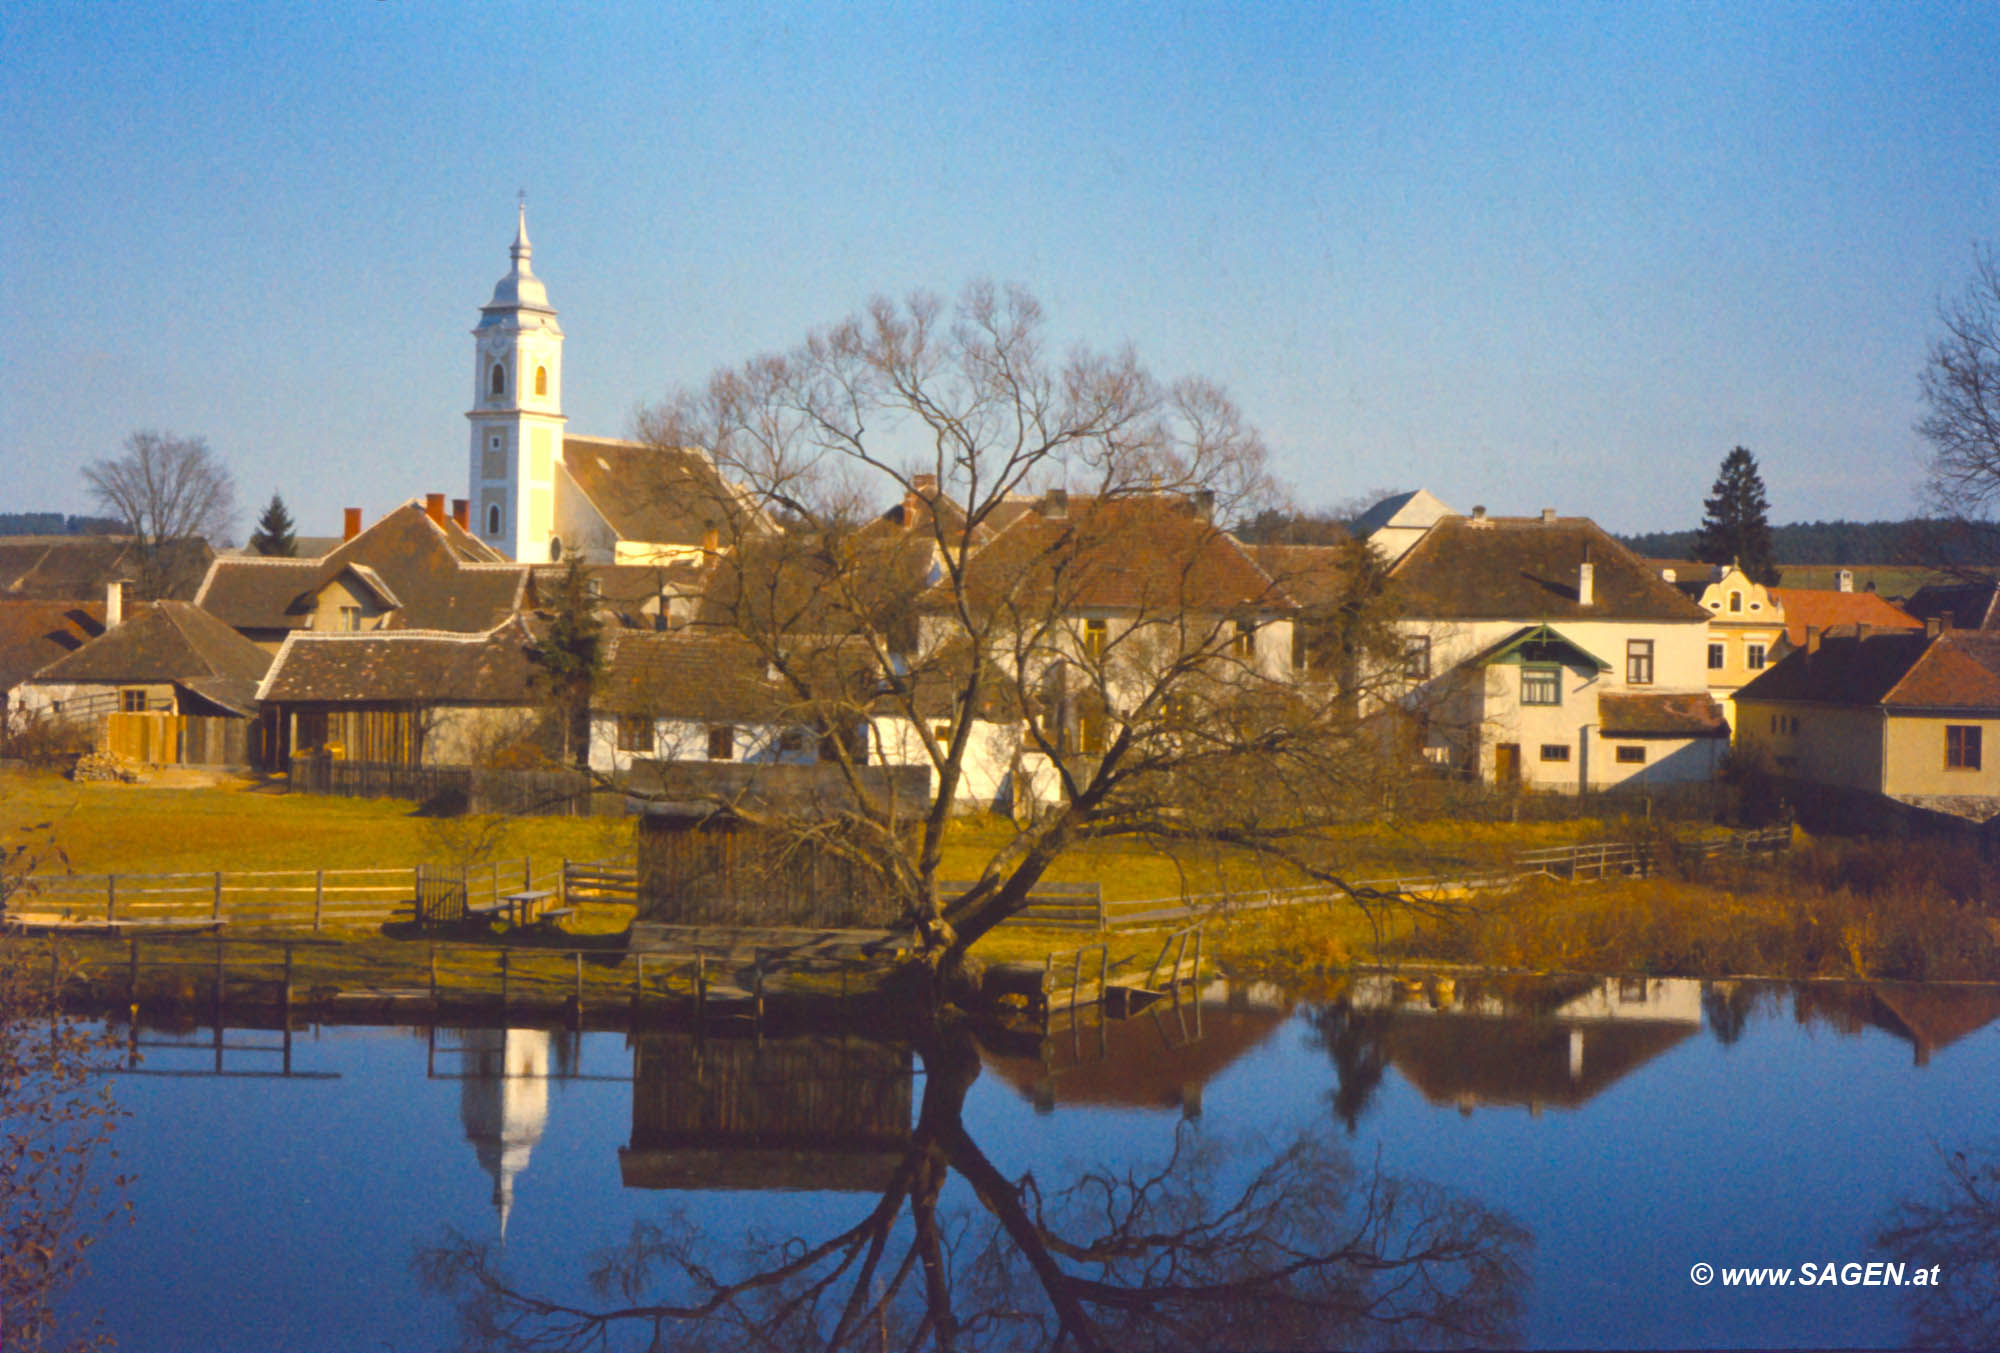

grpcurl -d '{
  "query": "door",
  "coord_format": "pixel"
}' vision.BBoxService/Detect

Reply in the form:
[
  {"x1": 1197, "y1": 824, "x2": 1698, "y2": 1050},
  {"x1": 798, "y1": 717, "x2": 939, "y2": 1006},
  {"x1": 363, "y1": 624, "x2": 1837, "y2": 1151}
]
[{"x1": 1495, "y1": 742, "x2": 1521, "y2": 786}]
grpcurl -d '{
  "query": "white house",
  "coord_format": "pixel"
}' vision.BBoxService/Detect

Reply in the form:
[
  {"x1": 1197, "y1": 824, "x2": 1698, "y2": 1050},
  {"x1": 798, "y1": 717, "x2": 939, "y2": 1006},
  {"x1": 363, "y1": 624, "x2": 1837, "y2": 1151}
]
[{"x1": 1384, "y1": 506, "x2": 1726, "y2": 791}]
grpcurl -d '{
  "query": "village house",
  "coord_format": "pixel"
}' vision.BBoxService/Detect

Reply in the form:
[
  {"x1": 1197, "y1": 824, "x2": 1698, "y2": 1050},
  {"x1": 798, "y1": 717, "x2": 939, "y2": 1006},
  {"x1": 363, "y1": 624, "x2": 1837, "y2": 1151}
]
[
  {"x1": 1770, "y1": 573, "x2": 1920, "y2": 658},
  {"x1": 1900, "y1": 578, "x2": 2000, "y2": 633},
  {"x1": 1648, "y1": 560, "x2": 1787, "y2": 729},
  {"x1": 0, "y1": 534, "x2": 213, "y2": 603},
  {"x1": 11, "y1": 596, "x2": 273, "y2": 765},
  {"x1": 1383, "y1": 506, "x2": 1727, "y2": 791},
  {"x1": 1734, "y1": 619, "x2": 2000, "y2": 824},
  {"x1": 253, "y1": 618, "x2": 543, "y2": 769},
  {"x1": 194, "y1": 497, "x2": 528, "y2": 652},
  {"x1": 0, "y1": 596, "x2": 104, "y2": 727}
]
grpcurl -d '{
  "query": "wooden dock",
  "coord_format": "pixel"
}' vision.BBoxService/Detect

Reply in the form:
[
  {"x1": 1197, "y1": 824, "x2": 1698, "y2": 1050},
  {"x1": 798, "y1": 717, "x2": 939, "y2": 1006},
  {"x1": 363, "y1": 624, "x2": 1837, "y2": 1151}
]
[{"x1": 982, "y1": 925, "x2": 1204, "y2": 1021}]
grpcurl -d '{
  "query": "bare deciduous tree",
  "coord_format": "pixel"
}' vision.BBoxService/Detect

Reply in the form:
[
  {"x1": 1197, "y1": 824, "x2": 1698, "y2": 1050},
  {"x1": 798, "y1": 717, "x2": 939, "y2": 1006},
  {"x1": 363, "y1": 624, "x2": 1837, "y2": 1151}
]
[
  {"x1": 82, "y1": 430, "x2": 236, "y2": 598},
  {"x1": 1919, "y1": 246, "x2": 2000, "y2": 563},
  {"x1": 633, "y1": 284, "x2": 1413, "y2": 986}
]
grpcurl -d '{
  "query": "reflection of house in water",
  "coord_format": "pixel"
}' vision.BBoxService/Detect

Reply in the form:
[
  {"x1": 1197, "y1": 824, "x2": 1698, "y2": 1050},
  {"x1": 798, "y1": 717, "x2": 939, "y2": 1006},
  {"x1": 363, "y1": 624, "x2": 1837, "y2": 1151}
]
[
  {"x1": 455, "y1": 1027, "x2": 551, "y2": 1239},
  {"x1": 1348, "y1": 974, "x2": 1702, "y2": 1115},
  {"x1": 620, "y1": 1034, "x2": 914, "y2": 1193},
  {"x1": 979, "y1": 981, "x2": 1295, "y2": 1116},
  {"x1": 1792, "y1": 983, "x2": 2000, "y2": 1066}
]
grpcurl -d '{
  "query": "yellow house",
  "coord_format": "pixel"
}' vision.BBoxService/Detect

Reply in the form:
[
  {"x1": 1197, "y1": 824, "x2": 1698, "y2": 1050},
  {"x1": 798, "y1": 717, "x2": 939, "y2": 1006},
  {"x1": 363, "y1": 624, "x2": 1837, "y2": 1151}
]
[
  {"x1": 1652, "y1": 561, "x2": 1786, "y2": 729},
  {"x1": 1734, "y1": 621, "x2": 2000, "y2": 816}
]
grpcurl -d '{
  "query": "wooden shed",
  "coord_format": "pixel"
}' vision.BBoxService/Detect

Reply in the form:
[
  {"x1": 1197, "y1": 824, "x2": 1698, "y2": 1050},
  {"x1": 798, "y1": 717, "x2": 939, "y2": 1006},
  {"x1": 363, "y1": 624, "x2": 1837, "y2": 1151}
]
[{"x1": 635, "y1": 764, "x2": 928, "y2": 929}]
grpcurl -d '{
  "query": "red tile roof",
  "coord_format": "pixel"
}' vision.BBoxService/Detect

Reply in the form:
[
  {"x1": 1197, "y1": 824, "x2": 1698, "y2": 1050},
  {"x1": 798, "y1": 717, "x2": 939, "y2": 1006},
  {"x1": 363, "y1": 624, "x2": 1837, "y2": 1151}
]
[
  {"x1": 1736, "y1": 629, "x2": 2000, "y2": 712},
  {"x1": 1769, "y1": 588, "x2": 1920, "y2": 645}
]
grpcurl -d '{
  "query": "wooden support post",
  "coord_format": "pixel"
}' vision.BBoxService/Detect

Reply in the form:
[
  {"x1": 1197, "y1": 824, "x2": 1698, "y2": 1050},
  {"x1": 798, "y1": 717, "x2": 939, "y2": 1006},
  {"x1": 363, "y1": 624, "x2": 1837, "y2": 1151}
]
[
  {"x1": 524, "y1": 857, "x2": 532, "y2": 891},
  {"x1": 413, "y1": 865, "x2": 423, "y2": 924},
  {"x1": 107, "y1": 873, "x2": 117, "y2": 922},
  {"x1": 499, "y1": 949, "x2": 509, "y2": 1007},
  {"x1": 213, "y1": 870, "x2": 224, "y2": 921},
  {"x1": 696, "y1": 953, "x2": 706, "y2": 1022},
  {"x1": 559, "y1": 857, "x2": 569, "y2": 909},
  {"x1": 632, "y1": 953, "x2": 644, "y2": 1008},
  {"x1": 429, "y1": 945, "x2": 438, "y2": 1002},
  {"x1": 573, "y1": 951, "x2": 583, "y2": 1007},
  {"x1": 214, "y1": 934, "x2": 225, "y2": 1010},
  {"x1": 754, "y1": 953, "x2": 765, "y2": 1024},
  {"x1": 313, "y1": 869, "x2": 325, "y2": 933},
  {"x1": 282, "y1": 942, "x2": 294, "y2": 1023},
  {"x1": 128, "y1": 935, "x2": 139, "y2": 1009},
  {"x1": 49, "y1": 944, "x2": 59, "y2": 1003}
]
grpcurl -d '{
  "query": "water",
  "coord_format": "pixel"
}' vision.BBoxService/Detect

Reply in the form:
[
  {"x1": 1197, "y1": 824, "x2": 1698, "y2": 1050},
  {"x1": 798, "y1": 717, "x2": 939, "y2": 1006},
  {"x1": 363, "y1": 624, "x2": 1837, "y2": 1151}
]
[{"x1": 50, "y1": 975, "x2": 2000, "y2": 1350}]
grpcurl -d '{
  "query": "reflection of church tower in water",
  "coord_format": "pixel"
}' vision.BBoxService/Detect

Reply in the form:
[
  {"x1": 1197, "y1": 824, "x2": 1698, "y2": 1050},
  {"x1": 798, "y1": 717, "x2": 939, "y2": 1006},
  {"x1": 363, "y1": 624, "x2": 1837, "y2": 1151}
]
[{"x1": 457, "y1": 1028, "x2": 551, "y2": 1239}]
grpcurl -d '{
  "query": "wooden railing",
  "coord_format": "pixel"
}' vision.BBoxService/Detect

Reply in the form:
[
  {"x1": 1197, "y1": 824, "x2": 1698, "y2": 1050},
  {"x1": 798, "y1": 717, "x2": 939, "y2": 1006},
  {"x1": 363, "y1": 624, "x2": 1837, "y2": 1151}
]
[{"x1": 7, "y1": 857, "x2": 568, "y2": 932}]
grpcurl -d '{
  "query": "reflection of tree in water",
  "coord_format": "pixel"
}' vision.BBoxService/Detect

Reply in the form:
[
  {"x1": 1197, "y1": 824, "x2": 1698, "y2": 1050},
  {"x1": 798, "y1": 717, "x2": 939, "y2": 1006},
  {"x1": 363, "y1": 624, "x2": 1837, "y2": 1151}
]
[
  {"x1": 1302, "y1": 998, "x2": 1393, "y2": 1134},
  {"x1": 417, "y1": 1023, "x2": 1528, "y2": 1351},
  {"x1": 1700, "y1": 981, "x2": 1764, "y2": 1046},
  {"x1": 1877, "y1": 1141, "x2": 2000, "y2": 1350}
]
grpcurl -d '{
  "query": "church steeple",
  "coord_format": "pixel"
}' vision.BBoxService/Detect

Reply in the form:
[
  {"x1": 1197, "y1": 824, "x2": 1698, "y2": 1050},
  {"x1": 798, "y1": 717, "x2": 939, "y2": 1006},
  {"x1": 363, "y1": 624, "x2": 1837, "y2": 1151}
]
[{"x1": 468, "y1": 200, "x2": 565, "y2": 561}]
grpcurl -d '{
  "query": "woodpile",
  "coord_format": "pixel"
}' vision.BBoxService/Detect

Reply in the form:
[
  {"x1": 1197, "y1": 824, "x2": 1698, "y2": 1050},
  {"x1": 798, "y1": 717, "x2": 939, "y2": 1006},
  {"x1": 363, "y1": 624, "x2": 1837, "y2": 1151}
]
[{"x1": 70, "y1": 751, "x2": 142, "y2": 783}]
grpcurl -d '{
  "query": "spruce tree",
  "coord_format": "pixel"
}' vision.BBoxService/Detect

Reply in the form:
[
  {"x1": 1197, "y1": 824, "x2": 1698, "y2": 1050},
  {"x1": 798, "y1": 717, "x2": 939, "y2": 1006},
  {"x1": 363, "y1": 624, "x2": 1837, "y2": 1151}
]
[
  {"x1": 528, "y1": 555, "x2": 605, "y2": 768},
  {"x1": 247, "y1": 493, "x2": 297, "y2": 557},
  {"x1": 1693, "y1": 447, "x2": 1777, "y2": 584}
]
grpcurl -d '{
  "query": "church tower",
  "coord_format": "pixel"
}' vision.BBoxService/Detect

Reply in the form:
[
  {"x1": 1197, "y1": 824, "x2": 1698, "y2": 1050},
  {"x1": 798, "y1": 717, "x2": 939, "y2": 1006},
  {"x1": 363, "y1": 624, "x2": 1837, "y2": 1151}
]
[{"x1": 468, "y1": 201, "x2": 566, "y2": 562}]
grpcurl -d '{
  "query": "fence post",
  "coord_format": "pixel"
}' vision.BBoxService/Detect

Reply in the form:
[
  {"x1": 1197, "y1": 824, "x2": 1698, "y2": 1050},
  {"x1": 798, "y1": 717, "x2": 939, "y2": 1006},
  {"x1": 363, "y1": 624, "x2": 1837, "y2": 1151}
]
[
  {"x1": 414, "y1": 866, "x2": 423, "y2": 925},
  {"x1": 429, "y1": 945, "x2": 438, "y2": 1002},
  {"x1": 107, "y1": 873, "x2": 117, "y2": 922},
  {"x1": 499, "y1": 949, "x2": 509, "y2": 1007},
  {"x1": 128, "y1": 935, "x2": 139, "y2": 1009},
  {"x1": 560, "y1": 858, "x2": 568, "y2": 909},
  {"x1": 213, "y1": 871, "x2": 224, "y2": 921},
  {"x1": 313, "y1": 869, "x2": 325, "y2": 932},
  {"x1": 524, "y1": 857, "x2": 533, "y2": 892}
]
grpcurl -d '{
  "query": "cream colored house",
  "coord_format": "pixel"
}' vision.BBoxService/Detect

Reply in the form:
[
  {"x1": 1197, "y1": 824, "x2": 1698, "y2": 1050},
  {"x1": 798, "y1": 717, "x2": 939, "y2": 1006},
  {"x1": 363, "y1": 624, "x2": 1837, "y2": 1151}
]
[
  {"x1": 1734, "y1": 621, "x2": 2000, "y2": 818},
  {"x1": 1386, "y1": 508, "x2": 1727, "y2": 792}
]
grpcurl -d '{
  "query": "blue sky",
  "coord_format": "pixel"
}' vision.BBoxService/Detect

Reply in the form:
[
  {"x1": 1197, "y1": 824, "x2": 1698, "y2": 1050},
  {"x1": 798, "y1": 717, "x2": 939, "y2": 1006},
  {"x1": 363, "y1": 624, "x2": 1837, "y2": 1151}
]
[{"x1": 4, "y1": 2, "x2": 1997, "y2": 538}]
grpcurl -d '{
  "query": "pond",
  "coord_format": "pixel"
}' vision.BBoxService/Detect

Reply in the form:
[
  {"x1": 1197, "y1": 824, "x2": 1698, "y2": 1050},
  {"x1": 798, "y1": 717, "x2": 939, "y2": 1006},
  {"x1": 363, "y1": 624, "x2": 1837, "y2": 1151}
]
[{"x1": 52, "y1": 973, "x2": 2000, "y2": 1350}]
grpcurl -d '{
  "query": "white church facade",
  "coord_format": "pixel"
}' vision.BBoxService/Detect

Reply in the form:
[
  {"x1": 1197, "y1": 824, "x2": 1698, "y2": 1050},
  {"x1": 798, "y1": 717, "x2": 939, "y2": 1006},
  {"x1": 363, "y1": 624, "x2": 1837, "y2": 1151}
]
[{"x1": 466, "y1": 205, "x2": 761, "y2": 566}]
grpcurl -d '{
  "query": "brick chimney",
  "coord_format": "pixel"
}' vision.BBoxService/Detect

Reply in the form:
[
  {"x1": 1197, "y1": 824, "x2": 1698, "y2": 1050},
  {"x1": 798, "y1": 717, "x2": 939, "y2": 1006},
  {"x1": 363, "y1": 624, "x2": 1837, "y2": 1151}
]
[
  {"x1": 1469, "y1": 505, "x2": 1489, "y2": 528},
  {"x1": 451, "y1": 498, "x2": 469, "y2": 530},
  {"x1": 1577, "y1": 561, "x2": 1595, "y2": 607},
  {"x1": 1540, "y1": 507, "x2": 1557, "y2": 523},
  {"x1": 343, "y1": 507, "x2": 362, "y2": 541},
  {"x1": 425, "y1": 492, "x2": 447, "y2": 526}
]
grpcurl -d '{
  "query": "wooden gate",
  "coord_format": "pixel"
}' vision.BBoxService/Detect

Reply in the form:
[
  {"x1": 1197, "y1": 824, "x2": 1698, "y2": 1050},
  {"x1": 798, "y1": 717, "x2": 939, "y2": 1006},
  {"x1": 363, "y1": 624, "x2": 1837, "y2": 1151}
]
[{"x1": 103, "y1": 713, "x2": 249, "y2": 766}]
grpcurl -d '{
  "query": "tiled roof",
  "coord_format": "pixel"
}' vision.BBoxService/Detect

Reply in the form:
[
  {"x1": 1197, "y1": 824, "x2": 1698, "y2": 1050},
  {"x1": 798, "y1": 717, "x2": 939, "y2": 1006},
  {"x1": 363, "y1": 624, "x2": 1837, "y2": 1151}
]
[
  {"x1": 1770, "y1": 588, "x2": 1920, "y2": 646},
  {"x1": 1249, "y1": 543, "x2": 1356, "y2": 609},
  {"x1": 0, "y1": 600, "x2": 105, "y2": 691},
  {"x1": 698, "y1": 532, "x2": 936, "y2": 646},
  {"x1": 195, "y1": 504, "x2": 528, "y2": 636},
  {"x1": 257, "y1": 620, "x2": 538, "y2": 704},
  {"x1": 595, "y1": 629, "x2": 792, "y2": 722},
  {"x1": 560, "y1": 437, "x2": 767, "y2": 548},
  {"x1": 1598, "y1": 691, "x2": 1728, "y2": 738},
  {"x1": 25, "y1": 601, "x2": 271, "y2": 687},
  {"x1": 0, "y1": 536, "x2": 212, "y2": 601},
  {"x1": 1732, "y1": 628, "x2": 2000, "y2": 711},
  {"x1": 935, "y1": 495, "x2": 1287, "y2": 616},
  {"x1": 1901, "y1": 580, "x2": 2000, "y2": 631},
  {"x1": 1390, "y1": 516, "x2": 1707, "y2": 622}
]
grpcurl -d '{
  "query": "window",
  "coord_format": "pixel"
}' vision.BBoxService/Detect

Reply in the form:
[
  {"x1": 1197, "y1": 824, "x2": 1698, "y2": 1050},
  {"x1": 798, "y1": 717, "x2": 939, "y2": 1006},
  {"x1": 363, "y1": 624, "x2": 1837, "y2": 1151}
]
[
  {"x1": 1521, "y1": 665, "x2": 1561, "y2": 706},
  {"x1": 486, "y1": 503, "x2": 502, "y2": 536},
  {"x1": 1539, "y1": 743, "x2": 1571, "y2": 763},
  {"x1": 1626, "y1": 639, "x2": 1654, "y2": 685},
  {"x1": 490, "y1": 363, "x2": 505, "y2": 397},
  {"x1": 616, "y1": 715, "x2": 654, "y2": 754},
  {"x1": 121, "y1": 688, "x2": 147, "y2": 713},
  {"x1": 1708, "y1": 643, "x2": 1725, "y2": 670},
  {"x1": 1402, "y1": 635, "x2": 1431, "y2": 681},
  {"x1": 707, "y1": 725, "x2": 735, "y2": 760},
  {"x1": 338, "y1": 605, "x2": 362, "y2": 632},
  {"x1": 1746, "y1": 643, "x2": 1766, "y2": 671},
  {"x1": 534, "y1": 365, "x2": 548, "y2": 396},
  {"x1": 1728, "y1": 591, "x2": 1743, "y2": 613},
  {"x1": 1231, "y1": 619, "x2": 1256, "y2": 659},
  {"x1": 1079, "y1": 710, "x2": 1106, "y2": 755},
  {"x1": 1082, "y1": 618, "x2": 1107, "y2": 662},
  {"x1": 778, "y1": 729, "x2": 805, "y2": 753},
  {"x1": 1947, "y1": 724, "x2": 1983, "y2": 771},
  {"x1": 1615, "y1": 744, "x2": 1647, "y2": 764},
  {"x1": 930, "y1": 721, "x2": 954, "y2": 745}
]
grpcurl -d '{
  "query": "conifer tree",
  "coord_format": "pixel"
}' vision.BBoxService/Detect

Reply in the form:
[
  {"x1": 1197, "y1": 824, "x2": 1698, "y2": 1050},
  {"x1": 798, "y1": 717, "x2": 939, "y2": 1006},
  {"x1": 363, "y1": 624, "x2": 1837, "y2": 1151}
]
[
  {"x1": 1693, "y1": 447, "x2": 1777, "y2": 584},
  {"x1": 528, "y1": 554, "x2": 604, "y2": 768},
  {"x1": 247, "y1": 493, "x2": 297, "y2": 557}
]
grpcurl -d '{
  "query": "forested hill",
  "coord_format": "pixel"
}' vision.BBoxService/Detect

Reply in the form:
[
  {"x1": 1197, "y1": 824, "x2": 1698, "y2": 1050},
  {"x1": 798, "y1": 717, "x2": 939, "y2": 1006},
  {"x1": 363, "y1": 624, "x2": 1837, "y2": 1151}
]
[
  {"x1": 0, "y1": 512, "x2": 123, "y2": 536},
  {"x1": 1618, "y1": 520, "x2": 1937, "y2": 564}
]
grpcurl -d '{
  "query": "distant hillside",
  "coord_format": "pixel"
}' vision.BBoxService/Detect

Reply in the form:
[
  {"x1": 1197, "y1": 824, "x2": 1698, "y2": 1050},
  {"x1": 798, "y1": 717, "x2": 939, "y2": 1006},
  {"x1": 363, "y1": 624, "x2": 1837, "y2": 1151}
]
[
  {"x1": 0, "y1": 512, "x2": 123, "y2": 536},
  {"x1": 1618, "y1": 520, "x2": 1937, "y2": 565}
]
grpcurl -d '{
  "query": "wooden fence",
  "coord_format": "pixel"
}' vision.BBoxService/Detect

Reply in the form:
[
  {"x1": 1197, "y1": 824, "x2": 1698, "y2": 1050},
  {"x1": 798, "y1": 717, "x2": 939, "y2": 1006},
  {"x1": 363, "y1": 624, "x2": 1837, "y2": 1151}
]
[
  {"x1": 7, "y1": 856, "x2": 565, "y2": 932},
  {"x1": 288, "y1": 757, "x2": 612, "y2": 815}
]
